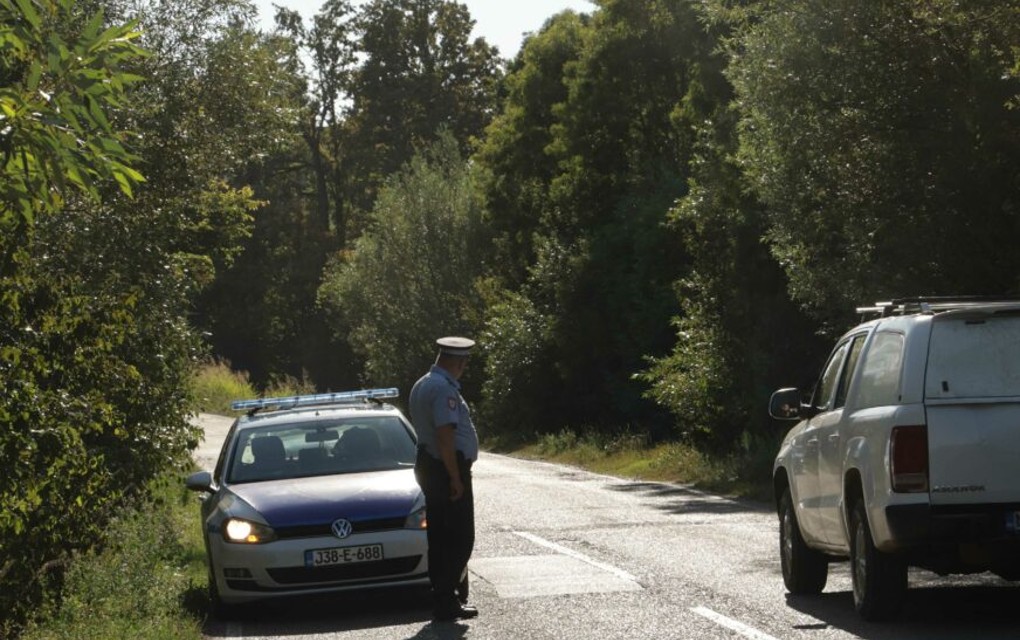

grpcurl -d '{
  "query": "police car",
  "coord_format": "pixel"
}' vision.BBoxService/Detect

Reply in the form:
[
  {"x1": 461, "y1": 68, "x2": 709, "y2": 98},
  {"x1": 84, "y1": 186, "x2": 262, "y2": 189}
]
[{"x1": 185, "y1": 388, "x2": 429, "y2": 612}]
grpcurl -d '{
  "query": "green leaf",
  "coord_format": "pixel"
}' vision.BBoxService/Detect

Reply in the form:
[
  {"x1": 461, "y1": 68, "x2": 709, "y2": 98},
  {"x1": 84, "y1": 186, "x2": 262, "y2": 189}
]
[
  {"x1": 82, "y1": 7, "x2": 104, "y2": 40},
  {"x1": 25, "y1": 62, "x2": 42, "y2": 92},
  {"x1": 12, "y1": 0, "x2": 41, "y2": 31},
  {"x1": 112, "y1": 169, "x2": 133, "y2": 197}
]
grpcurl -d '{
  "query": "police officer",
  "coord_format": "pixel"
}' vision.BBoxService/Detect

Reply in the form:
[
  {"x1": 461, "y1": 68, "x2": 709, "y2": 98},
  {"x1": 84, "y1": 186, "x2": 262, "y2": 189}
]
[{"x1": 409, "y1": 336, "x2": 479, "y2": 621}]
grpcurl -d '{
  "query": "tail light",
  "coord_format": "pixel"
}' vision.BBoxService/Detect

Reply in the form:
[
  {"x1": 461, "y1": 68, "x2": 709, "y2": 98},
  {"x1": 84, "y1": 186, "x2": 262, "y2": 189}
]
[{"x1": 890, "y1": 425, "x2": 928, "y2": 493}]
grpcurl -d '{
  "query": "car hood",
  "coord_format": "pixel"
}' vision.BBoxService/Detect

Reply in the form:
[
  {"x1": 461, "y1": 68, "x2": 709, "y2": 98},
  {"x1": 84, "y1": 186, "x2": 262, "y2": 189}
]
[{"x1": 228, "y1": 469, "x2": 420, "y2": 527}]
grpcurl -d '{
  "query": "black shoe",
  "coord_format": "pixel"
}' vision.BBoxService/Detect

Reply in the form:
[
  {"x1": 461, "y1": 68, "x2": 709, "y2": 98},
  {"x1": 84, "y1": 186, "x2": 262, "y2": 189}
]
[{"x1": 434, "y1": 603, "x2": 479, "y2": 622}]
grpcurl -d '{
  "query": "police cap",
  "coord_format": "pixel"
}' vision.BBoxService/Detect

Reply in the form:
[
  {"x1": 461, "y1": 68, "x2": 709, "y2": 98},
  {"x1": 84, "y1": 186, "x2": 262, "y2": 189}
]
[{"x1": 436, "y1": 336, "x2": 475, "y2": 357}]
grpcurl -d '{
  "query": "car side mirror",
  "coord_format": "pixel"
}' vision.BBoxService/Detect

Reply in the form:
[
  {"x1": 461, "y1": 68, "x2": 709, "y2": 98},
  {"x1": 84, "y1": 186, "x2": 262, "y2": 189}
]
[
  {"x1": 185, "y1": 470, "x2": 215, "y2": 493},
  {"x1": 769, "y1": 388, "x2": 805, "y2": 420}
]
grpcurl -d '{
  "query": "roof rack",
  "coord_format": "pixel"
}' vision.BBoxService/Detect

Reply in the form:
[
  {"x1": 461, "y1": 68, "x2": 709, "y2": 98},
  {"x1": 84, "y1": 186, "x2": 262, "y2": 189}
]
[
  {"x1": 231, "y1": 388, "x2": 399, "y2": 413},
  {"x1": 856, "y1": 296, "x2": 1020, "y2": 319}
]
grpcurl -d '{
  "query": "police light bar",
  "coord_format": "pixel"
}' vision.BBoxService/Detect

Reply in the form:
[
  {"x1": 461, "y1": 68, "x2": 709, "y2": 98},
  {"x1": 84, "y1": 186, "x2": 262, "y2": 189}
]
[{"x1": 231, "y1": 388, "x2": 399, "y2": 412}]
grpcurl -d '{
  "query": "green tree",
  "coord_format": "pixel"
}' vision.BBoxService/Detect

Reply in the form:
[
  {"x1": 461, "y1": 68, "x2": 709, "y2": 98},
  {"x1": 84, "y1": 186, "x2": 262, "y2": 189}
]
[
  {"x1": 273, "y1": 0, "x2": 357, "y2": 239},
  {"x1": 0, "y1": 0, "x2": 155, "y2": 629},
  {"x1": 726, "y1": 0, "x2": 1020, "y2": 322},
  {"x1": 345, "y1": 0, "x2": 503, "y2": 216},
  {"x1": 1, "y1": 0, "x2": 298, "y2": 631},
  {"x1": 475, "y1": 9, "x2": 589, "y2": 284},
  {"x1": 318, "y1": 133, "x2": 486, "y2": 391},
  {"x1": 638, "y1": 3, "x2": 826, "y2": 450},
  {"x1": 477, "y1": 0, "x2": 709, "y2": 437}
]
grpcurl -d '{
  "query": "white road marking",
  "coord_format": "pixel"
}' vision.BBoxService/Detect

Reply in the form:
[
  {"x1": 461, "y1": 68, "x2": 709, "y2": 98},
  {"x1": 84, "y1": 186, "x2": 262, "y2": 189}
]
[
  {"x1": 512, "y1": 530, "x2": 639, "y2": 582},
  {"x1": 691, "y1": 606, "x2": 781, "y2": 640}
]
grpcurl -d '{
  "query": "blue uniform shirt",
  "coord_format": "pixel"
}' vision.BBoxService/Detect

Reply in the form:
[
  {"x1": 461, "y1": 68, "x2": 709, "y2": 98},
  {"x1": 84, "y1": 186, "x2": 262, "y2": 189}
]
[{"x1": 409, "y1": 365, "x2": 479, "y2": 462}]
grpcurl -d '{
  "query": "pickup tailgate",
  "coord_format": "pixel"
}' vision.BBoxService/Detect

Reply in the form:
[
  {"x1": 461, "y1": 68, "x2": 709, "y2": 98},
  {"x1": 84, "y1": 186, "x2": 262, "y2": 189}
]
[{"x1": 925, "y1": 309, "x2": 1020, "y2": 506}]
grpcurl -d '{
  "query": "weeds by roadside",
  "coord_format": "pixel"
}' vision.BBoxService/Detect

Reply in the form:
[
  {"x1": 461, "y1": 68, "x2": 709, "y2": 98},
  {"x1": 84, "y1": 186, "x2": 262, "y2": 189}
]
[
  {"x1": 520, "y1": 428, "x2": 779, "y2": 502},
  {"x1": 19, "y1": 477, "x2": 208, "y2": 640},
  {"x1": 190, "y1": 359, "x2": 314, "y2": 415}
]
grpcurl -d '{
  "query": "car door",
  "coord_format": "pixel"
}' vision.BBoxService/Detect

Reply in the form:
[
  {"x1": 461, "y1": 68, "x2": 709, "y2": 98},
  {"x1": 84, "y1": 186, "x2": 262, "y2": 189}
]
[
  {"x1": 791, "y1": 339, "x2": 852, "y2": 544},
  {"x1": 815, "y1": 333, "x2": 867, "y2": 545}
]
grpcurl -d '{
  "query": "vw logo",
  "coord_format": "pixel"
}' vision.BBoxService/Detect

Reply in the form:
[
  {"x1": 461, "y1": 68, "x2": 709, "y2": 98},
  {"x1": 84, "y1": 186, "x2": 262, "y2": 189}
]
[{"x1": 331, "y1": 518, "x2": 353, "y2": 539}]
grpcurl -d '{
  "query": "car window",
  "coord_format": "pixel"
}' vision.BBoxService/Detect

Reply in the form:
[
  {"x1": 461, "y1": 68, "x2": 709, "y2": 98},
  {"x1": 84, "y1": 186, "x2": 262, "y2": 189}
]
[
  {"x1": 834, "y1": 335, "x2": 866, "y2": 409},
  {"x1": 227, "y1": 415, "x2": 418, "y2": 484},
  {"x1": 814, "y1": 341, "x2": 850, "y2": 410},
  {"x1": 857, "y1": 332, "x2": 904, "y2": 408},
  {"x1": 926, "y1": 314, "x2": 1020, "y2": 399}
]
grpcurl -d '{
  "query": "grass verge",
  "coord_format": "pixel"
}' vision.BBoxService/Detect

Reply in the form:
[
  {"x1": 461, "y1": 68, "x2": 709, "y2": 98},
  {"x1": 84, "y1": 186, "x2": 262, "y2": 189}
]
[
  {"x1": 190, "y1": 359, "x2": 313, "y2": 415},
  {"x1": 19, "y1": 476, "x2": 209, "y2": 640},
  {"x1": 513, "y1": 428, "x2": 779, "y2": 502}
]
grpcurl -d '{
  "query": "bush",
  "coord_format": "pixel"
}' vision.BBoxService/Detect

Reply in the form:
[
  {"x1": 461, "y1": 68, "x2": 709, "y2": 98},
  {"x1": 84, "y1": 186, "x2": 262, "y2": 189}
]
[
  {"x1": 190, "y1": 360, "x2": 257, "y2": 414},
  {"x1": 18, "y1": 477, "x2": 206, "y2": 640},
  {"x1": 189, "y1": 360, "x2": 313, "y2": 415}
]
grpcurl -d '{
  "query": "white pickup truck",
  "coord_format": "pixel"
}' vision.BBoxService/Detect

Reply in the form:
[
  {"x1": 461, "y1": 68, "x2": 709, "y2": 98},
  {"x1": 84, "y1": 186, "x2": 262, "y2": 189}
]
[{"x1": 770, "y1": 298, "x2": 1020, "y2": 620}]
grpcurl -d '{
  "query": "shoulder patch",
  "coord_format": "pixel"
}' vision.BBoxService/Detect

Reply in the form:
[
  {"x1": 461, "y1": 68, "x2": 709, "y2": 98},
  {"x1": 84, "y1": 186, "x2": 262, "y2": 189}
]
[{"x1": 447, "y1": 397, "x2": 458, "y2": 410}]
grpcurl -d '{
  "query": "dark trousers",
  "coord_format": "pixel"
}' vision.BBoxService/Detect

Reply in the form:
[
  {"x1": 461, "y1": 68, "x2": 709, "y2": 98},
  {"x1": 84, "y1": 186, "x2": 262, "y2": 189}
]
[{"x1": 415, "y1": 448, "x2": 474, "y2": 609}]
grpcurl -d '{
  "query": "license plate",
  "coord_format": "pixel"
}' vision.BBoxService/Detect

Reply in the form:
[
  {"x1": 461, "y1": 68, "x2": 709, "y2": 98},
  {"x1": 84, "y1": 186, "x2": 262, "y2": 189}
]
[{"x1": 305, "y1": 543, "x2": 384, "y2": 567}]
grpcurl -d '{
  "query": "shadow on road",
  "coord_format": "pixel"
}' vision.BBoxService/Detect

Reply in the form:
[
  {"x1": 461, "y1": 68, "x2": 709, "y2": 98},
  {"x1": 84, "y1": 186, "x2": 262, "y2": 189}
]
[
  {"x1": 782, "y1": 580, "x2": 1020, "y2": 640},
  {"x1": 200, "y1": 585, "x2": 473, "y2": 639},
  {"x1": 606, "y1": 480, "x2": 773, "y2": 516}
]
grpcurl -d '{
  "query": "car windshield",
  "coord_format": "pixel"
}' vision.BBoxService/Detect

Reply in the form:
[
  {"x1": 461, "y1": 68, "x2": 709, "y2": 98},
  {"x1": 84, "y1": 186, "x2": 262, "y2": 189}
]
[{"x1": 226, "y1": 415, "x2": 418, "y2": 484}]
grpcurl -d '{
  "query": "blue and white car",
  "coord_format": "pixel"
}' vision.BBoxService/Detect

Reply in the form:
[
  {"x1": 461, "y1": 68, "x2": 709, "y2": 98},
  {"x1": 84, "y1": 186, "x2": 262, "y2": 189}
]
[{"x1": 185, "y1": 389, "x2": 429, "y2": 610}]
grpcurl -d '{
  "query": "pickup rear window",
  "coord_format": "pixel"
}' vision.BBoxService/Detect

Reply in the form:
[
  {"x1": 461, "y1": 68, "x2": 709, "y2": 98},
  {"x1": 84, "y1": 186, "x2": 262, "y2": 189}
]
[{"x1": 926, "y1": 314, "x2": 1020, "y2": 399}]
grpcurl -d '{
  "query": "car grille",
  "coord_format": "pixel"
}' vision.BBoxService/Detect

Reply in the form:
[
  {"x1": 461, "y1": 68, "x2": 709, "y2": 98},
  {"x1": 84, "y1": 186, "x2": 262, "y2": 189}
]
[
  {"x1": 266, "y1": 555, "x2": 422, "y2": 584},
  {"x1": 275, "y1": 517, "x2": 407, "y2": 540}
]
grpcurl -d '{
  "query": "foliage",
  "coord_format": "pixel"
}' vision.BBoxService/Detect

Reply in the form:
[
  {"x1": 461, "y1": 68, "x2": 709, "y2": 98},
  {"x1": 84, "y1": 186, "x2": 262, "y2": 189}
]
[
  {"x1": 346, "y1": 0, "x2": 504, "y2": 217},
  {"x1": 0, "y1": 0, "x2": 146, "y2": 226},
  {"x1": 475, "y1": 9, "x2": 589, "y2": 285},
  {"x1": 724, "y1": 0, "x2": 1020, "y2": 321},
  {"x1": 190, "y1": 360, "x2": 257, "y2": 414},
  {"x1": 478, "y1": 284, "x2": 557, "y2": 440},
  {"x1": 0, "y1": 0, "x2": 287, "y2": 632},
  {"x1": 476, "y1": 0, "x2": 709, "y2": 439},
  {"x1": 204, "y1": 0, "x2": 503, "y2": 392},
  {"x1": 637, "y1": 5, "x2": 828, "y2": 449},
  {"x1": 318, "y1": 133, "x2": 487, "y2": 391},
  {"x1": 190, "y1": 359, "x2": 314, "y2": 414},
  {"x1": 18, "y1": 477, "x2": 206, "y2": 640},
  {"x1": 0, "y1": 0, "x2": 176, "y2": 629}
]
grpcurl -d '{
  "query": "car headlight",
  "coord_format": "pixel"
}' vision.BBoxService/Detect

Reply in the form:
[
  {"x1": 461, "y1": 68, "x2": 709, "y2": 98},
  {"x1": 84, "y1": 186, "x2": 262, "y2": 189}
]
[
  {"x1": 222, "y1": 517, "x2": 277, "y2": 544},
  {"x1": 404, "y1": 493, "x2": 427, "y2": 530}
]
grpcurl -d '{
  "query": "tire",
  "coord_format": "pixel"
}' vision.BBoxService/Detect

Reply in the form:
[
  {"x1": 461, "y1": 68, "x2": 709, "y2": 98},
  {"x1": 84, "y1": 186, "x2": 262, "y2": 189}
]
[
  {"x1": 850, "y1": 500, "x2": 907, "y2": 621},
  {"x1": 779, "y1": 487, "x2": 828, "y2": 594}
]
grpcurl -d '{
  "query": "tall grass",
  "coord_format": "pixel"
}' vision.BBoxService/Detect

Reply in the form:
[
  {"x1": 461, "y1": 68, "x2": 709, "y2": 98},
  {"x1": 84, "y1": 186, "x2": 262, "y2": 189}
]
[
  {"x1": 190, "y1": 359, "x2": 314, "y2": 415},
  {"x1": 19, "y1": 477, "x2": 208, "y2": 640},
  {"x1": 524, "y1": 428, "x2": 778, "y2": 501}
]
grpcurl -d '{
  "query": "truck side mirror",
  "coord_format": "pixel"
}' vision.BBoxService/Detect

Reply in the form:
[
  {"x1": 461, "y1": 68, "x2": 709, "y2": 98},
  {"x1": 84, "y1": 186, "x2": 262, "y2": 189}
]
[{"x1": 769, "y1": 388, "x2": 804, "y2": 420}]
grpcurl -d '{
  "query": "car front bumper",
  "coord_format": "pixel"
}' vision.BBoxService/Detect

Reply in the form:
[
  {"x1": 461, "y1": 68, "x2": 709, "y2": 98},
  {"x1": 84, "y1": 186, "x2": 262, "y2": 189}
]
[{"x1": 207, "y1": 528, "x2": 429, "y2": 603}]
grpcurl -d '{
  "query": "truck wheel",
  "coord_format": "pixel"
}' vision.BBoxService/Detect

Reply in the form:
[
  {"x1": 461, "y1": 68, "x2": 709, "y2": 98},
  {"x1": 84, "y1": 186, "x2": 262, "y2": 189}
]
[
  {"x1": 850, "y1": 500, "x2": 907, "y2": 621},
  {"x1": 779, "y1": 488, "x2": 828, "y2": 594}
]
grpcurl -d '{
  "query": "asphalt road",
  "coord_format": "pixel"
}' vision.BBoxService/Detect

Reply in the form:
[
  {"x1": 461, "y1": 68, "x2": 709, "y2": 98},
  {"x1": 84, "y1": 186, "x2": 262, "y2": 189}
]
[{"x1": 190, "y1": 414, "x2": 1020, "y2": 640}]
